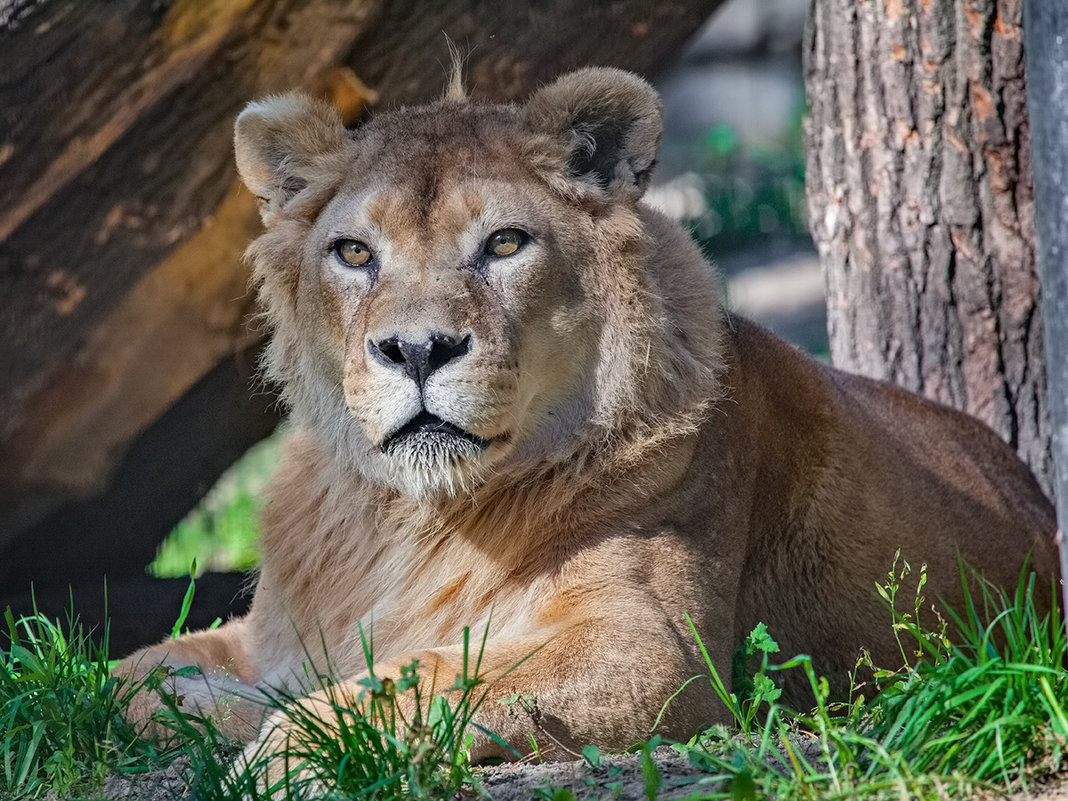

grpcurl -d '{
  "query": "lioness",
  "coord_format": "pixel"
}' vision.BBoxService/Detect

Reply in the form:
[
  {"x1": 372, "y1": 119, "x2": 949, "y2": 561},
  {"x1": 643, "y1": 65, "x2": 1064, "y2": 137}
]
[{"x1": 120, "y1": 68, "x2": 1058, "y2": 766}]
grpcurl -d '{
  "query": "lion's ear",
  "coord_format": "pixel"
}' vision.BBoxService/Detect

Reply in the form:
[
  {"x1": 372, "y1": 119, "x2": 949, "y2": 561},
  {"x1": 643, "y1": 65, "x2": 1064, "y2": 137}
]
[
  {"x1": 522, "y1": 68, "x2": 662, "y2": 200},
  {"x1": 234, "y1": 93, "x2": 347, "y2": 222}
]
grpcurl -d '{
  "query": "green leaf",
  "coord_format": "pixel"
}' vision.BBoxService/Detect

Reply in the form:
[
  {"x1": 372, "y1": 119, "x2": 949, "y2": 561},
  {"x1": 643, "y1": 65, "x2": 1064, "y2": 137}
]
[
  {"x1": 394, "y1": 660, "x2": 421, "y2": 693},
  {"x1": 751, "y1": 673, "x2": 782, "y2": 704},
  {"x1": 169, "y1": 559, "x2": 198, "y2": 639},
  {"x1": 730, "y1": 769, "x2": 758, "y2": 801},
  {"x1": 745, "y1": 623, "x2": 780, "y2": 656},
  {"x1": 582, "y1": 744, "x2": 601, "y2": 768},
  {"x1": 640, "y1": 737, "x2": 662, "y2": 801},
  {"x1": 357, "y1": 674, "x2": 383, "y2": 694}
]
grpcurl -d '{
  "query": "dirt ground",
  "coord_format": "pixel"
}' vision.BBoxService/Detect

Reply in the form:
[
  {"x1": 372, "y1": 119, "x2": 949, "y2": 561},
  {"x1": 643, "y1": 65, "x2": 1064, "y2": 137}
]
[
  {"x1": 68, "y1": 749, "x2": 718, "y2": 801},
  {"x1": 64, "y1": 747, "x2": 1068, "y2": 801},
  {"x1": 477, "y1": 748, "x2": 720, "y2": 800}
]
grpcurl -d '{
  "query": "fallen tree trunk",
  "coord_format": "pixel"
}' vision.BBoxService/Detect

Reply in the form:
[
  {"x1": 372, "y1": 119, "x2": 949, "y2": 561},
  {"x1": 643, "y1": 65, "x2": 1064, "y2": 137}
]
[{"x1": 0, "y1": 0, "x2": 723, "y2": 589}]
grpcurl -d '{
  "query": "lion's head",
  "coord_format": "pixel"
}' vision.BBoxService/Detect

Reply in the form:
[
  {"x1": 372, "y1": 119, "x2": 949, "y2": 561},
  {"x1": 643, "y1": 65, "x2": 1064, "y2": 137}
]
[{"x1": 235, "y1": 69, "x2": 722, "y2": 497}]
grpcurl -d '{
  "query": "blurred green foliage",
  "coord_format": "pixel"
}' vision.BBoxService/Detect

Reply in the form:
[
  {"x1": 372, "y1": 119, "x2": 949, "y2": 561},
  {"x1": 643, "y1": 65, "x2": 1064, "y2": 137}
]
[
  {"x1": 149, "y1": 433, "x2": 281, "y2": 578},
  {"x1": 690, "y1": 104, "x2": 808, "y2": 257}
]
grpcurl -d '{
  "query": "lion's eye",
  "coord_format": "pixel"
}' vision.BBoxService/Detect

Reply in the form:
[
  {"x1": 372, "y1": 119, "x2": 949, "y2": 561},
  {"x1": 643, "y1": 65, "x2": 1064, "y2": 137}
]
[
  {"x1": 485, "y1": 229, "x2": 527, "y2": 257},
  {"x1": 334, "y1": 239, "x2": 372, "y2": 267}
]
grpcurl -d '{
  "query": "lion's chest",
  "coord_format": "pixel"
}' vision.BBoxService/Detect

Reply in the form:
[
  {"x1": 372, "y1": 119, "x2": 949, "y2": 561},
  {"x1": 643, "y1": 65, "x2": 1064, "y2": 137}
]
[
  {"x1": 269, "y1": 515, "x2": 555, "y2": 676},
  {"x1": 359, "y1": 541, "x2": 548, "y2": 659}
]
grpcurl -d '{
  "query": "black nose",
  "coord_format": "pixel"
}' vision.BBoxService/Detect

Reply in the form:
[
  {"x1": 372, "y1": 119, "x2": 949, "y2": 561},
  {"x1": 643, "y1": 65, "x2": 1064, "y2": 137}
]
[{"x1": 368, "y1": 332, "x2": 472, "y2": 388}]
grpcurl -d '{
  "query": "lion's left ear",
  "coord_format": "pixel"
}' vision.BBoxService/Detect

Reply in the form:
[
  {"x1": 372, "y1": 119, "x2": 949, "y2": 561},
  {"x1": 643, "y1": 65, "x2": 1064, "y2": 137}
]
[
  {"x1": 234, "y1": 93, "x2": 348, "y2": 223},
  {"x1": 521, "y1": 67, "x2": 662, "y2": 200}
]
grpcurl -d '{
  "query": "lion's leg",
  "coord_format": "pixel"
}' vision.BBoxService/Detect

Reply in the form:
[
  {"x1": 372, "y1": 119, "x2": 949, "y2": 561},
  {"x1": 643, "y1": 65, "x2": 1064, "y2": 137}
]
[
  {"x1": 240, "y1": 621, "x2": 718, "y2": 787},
  {"x1": 116, "y1": 617, "x2": 268, "y2": 743}
]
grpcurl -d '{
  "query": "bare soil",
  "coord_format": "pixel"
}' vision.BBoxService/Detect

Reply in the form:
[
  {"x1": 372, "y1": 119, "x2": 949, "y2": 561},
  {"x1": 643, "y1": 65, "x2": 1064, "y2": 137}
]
[
  {"x1": 477, "y1": 748, "x2": 718, "y2": 800},
  {"x1": 55, "y1": 743, "x2": 1068, "y2": 800},
  {"x1": 62, "y1": 750, "x2": 717, "y2": 801},
  {"x1": 48, "y1": 730, "x2": 1068, "y2": 801}
]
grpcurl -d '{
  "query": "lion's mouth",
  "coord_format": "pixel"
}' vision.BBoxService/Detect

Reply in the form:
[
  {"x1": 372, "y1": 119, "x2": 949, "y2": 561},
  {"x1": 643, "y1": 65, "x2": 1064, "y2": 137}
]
[{"x1": 382, "y1": 411, "x2": 490, "y2": 454}]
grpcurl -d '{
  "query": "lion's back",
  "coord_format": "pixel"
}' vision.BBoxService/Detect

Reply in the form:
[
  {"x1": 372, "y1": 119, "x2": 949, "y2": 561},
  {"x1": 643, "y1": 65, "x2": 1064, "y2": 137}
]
[{"x1": 718, "y1": 316, "x2": 1056, "y2": 693}]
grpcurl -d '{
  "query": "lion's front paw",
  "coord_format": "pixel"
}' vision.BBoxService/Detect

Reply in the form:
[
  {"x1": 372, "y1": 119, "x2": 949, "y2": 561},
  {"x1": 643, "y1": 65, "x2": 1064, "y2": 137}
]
[
  {"x1": 121, "y1": 662, "x2": 268, "y2": 746},
  {"x1": 233, "y1": 694, "x2": 347, "y2": 797}
]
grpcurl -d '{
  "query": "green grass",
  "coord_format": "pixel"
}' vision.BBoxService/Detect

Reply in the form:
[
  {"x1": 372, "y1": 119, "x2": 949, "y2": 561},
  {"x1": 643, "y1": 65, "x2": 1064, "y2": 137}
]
[
  {"x1": 665, "y1": 556, "x2": 1068, "y2": 800},
  {"x1": 4, "y1": 557, "x2": 1067, "y2": 800},
  {"x1": 0, "y1": 608, "x2": 499, "y2": 800},
  {"x1": 115, "y1": 625, "x2": 502, "y2": 801},
  {"x1": 0, "y1": 604, "x2": 160, "y2": 798},
  {"x1": 246, "y1": 626, "x2": 500, "y2": 800}
]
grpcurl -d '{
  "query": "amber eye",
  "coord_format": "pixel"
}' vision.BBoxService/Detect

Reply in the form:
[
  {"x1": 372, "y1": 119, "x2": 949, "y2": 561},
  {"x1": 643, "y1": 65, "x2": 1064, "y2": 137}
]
[
  {"x1": 485, "y1": 228, "x2": 527, "y2": 257},
  {"x1": 334, "y1": 239, "x2": 372, "y2": 267}
]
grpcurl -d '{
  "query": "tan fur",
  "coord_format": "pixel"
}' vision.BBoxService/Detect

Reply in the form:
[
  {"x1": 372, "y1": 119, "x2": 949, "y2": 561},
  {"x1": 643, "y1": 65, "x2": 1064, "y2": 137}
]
[{"x1": 118, "y1": 68, "x2": 1058, "y2": 768}]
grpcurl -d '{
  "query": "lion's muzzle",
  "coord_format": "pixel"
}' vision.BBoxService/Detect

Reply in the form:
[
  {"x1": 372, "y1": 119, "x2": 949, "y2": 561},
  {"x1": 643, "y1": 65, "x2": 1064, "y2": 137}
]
[
  {"x1": 382, "y1": 410, "x2": 490, "y2": 455},
  {"x1": 366, "y1": 331, "x2": 472, "y2": 391}
]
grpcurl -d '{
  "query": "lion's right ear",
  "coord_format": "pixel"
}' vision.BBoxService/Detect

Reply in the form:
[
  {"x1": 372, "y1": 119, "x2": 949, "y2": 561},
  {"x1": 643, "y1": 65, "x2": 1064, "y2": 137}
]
[
  {"x1": 521, "y1": 68, "x2": 662, "y2": 201},
  {"x1": 234, "y1": 94, "x2": 347, "y2": 222}
]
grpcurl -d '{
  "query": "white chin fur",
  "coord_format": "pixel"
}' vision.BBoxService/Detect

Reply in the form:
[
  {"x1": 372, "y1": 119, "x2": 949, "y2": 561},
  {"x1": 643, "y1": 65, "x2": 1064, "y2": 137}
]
[
  {"x1": 289, "y1": 365, "x2": 495, "y2": 497},
  {"x1": 383, "y1": 432, "x2": 490, "y2": 497}
]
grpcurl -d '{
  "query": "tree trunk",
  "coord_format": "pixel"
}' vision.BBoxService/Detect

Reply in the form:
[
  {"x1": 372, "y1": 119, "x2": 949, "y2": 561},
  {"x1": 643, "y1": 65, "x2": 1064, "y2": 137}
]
[
  {"x1": 0, "y1": 0, "x2": 723, "y2": 590},
  {"x1": 803, "y1": 0, "x2": 1051, "y2": 496}
]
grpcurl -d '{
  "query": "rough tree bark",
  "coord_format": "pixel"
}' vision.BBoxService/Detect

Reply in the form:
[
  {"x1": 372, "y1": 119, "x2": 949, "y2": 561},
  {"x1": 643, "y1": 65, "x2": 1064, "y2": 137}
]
[
  {"x1": 0, "y1": 0, "x2": 723, "y2": 594},
  {"x1": 804, "y1": 0, "x2": 1051, "y2": 496}
]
